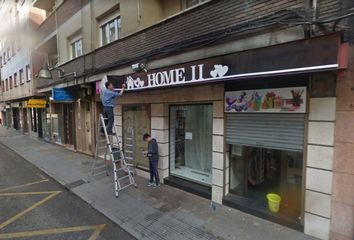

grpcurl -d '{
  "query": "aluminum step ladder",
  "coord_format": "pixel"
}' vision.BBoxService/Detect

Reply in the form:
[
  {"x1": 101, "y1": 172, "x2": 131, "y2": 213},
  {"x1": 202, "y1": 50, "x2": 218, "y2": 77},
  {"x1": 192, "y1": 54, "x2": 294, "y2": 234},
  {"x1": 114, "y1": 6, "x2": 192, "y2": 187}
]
[
  {"x1": 123, "y1": 127, "x2": 135, "y2": 167},
  {"x1": 88, "y1": 114, "x2": 137, "y2": 197}
]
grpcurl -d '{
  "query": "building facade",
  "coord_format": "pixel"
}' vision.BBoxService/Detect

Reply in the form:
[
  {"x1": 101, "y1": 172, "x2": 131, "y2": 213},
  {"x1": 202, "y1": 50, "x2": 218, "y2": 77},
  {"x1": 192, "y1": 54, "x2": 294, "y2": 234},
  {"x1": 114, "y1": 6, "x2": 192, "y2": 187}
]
[
  {"x1": 8, "y1": 0, "x2": 354, "y2": 239},
  {"x1": 0, "y1": 0, "x2": 46, "y2": 137}
]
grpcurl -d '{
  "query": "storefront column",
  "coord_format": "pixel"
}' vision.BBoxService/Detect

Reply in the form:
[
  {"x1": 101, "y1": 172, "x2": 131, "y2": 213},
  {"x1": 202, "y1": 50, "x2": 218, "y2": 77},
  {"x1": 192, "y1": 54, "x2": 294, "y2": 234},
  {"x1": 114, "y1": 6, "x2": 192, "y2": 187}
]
[
  {"x1": 114, "y1": 104, "x2": 123, "y2": 138},
  {"x1": 212, "y1": 100, "x2": 225, "y2": 204},
  {"x1": 151, "y1": 103, "x2": 169, "y2": 183},
  {"x1": 305, "y1": 97, "x2": 336, "y2": 240}
]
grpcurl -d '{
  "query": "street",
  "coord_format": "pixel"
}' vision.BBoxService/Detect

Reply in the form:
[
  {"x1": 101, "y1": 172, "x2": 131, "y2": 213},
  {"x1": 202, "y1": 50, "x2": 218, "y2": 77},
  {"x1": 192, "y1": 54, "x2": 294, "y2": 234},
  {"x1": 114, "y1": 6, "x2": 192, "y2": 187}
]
[{"x1": 0, "y1": 143, "x2": 135, "y2": 240}]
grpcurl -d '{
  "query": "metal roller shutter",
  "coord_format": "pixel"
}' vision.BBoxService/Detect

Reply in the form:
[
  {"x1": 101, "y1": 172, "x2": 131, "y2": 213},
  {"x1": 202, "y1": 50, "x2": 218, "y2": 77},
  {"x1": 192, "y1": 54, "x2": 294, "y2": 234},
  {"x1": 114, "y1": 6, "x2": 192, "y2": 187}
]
[{"x1": 225, "y1": 113, "x2": 305, "y2": 151}]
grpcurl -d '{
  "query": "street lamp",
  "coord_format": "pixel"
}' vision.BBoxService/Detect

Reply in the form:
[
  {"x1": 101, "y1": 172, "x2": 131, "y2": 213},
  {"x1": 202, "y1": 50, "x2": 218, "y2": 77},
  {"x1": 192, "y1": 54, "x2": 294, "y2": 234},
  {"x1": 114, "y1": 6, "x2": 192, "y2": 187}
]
[{"x1": 37, "y1": 64, "x2": 65, "y2": 79}]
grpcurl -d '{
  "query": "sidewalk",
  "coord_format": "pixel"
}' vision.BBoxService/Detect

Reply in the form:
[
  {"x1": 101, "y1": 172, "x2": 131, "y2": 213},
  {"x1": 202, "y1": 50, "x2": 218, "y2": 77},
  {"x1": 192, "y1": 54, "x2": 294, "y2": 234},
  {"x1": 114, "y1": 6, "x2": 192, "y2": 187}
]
[{"x1": 0, "y1": 127, "x2": 316, "y2": 240}]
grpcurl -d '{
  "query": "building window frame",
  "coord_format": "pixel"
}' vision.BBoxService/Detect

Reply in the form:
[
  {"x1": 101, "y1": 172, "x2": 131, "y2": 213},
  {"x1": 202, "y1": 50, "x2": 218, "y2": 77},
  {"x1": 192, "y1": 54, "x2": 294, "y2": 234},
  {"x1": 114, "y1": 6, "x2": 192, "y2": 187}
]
[
  {"x1": 14, "y1": 72, "x2": 18, "y2": 87},
  {"x1": 9, "y1": 76, "x2": 13, "y2": 89},
  {"x1": 100, "y1": 16, "x2": 121, "y2": 46},
  {"x1": 70, "y1": 37, "x2": 83, "y2": 59},
  {"x1": 26, "y1": 65, "x2": 31, "y2": 82},
  {"x1": 19, "y1": 69, "x2": 24, "y2": 85}
]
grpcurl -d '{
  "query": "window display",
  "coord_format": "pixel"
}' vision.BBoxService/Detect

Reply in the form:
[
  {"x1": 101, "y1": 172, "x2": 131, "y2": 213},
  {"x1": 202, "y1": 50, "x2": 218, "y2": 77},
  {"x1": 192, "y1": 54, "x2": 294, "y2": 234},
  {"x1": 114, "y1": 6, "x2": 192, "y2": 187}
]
[
  {"x1": 170, "y1": 105, "x2": 212, "y2": 185},
  {"x1": 230, "y1": 145, "x2": 303, "y2": 223}
]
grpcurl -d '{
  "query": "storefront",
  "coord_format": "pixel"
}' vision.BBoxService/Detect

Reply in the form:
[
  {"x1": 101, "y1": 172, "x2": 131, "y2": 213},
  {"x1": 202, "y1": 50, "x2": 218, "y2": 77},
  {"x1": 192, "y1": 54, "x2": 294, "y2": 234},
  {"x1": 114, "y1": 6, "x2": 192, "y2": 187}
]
[
  {"x1": 95, "y1": 33, "x2": 341, "y2": 231},
  {"x1": 26, "y1": 99, "x2": 47, "y2": 138},
  {"x1": 47, "y1": 88, "x2": 76, "y2": 148}
]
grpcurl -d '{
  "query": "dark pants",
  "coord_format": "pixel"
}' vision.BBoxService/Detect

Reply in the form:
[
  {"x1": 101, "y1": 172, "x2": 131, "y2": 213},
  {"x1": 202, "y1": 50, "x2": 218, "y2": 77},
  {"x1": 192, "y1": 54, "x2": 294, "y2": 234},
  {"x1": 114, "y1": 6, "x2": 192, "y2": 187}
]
[
  {"x1": 103, "y1": 106, "x2": 114, "y2": 134},
  {"x1": 149, "y1": 159, "x2": 160, "y2": 184}
]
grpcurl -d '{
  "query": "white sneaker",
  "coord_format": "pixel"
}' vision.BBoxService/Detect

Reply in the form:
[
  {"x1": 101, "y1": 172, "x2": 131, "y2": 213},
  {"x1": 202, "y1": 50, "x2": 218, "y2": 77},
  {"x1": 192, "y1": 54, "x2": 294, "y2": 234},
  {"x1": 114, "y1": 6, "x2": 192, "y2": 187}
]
[
  {"x1": 152, "y1": 183, "x2": 161, "y2": 188},
  {"x1": 147, "y1": 182, "x2": 154, "y2": 187}
]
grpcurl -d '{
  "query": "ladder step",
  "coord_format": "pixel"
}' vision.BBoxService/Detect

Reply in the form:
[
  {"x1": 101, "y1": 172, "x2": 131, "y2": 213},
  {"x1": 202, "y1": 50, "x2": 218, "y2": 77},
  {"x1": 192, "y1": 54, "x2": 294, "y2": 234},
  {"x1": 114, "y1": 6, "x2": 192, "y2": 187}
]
[
  {"x1": 117, "y1": 175, "x2": 130, "y2": 180},
  {"x1": 125, "y1": 144, "x2": 133, "y2": 147},
  {"x1": 125, "y1": 157, "x2": 133, "y2": 160},
  {"x1": 125, "y1": 150, "x2": 133, "y2": 153}
]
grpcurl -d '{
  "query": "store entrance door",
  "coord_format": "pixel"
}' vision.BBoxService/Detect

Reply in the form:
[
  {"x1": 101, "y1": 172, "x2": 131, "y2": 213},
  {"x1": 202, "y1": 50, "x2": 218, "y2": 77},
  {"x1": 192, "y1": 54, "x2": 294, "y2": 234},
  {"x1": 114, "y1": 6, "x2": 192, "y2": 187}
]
[
  {"x1": 63, "y1": 104, "x2": 75, "y2": 146},
  {"x1": 22, "y1": 109, "x2": 28, "y2": 133}
]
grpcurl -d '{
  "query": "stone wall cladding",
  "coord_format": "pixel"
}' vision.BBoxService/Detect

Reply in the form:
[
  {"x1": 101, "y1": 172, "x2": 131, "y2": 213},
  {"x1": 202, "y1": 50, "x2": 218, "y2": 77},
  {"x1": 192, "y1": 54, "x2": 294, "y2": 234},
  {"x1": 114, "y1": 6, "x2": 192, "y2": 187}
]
[{"x1": 331, "y1": 44, "x2": 354, "y2": 240}]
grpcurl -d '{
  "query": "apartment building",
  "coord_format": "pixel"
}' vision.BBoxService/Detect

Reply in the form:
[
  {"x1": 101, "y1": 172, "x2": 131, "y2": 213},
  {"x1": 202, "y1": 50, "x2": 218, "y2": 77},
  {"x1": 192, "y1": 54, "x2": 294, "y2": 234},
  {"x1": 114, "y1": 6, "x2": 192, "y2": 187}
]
[
  {"x1": 31, "y1": 0, "x2": 354, "y2": 239},
  {"x1": 0, "y1": 0, "x2": 46, "y2": 136}
]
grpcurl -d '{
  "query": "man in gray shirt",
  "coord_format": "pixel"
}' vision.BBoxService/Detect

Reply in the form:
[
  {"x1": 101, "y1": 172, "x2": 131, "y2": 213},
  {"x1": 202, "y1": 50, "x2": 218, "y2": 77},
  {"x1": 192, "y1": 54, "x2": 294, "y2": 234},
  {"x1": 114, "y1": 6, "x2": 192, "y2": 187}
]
[{"x1": 101, "y1": 82, "x2": 125, "y2": 135}]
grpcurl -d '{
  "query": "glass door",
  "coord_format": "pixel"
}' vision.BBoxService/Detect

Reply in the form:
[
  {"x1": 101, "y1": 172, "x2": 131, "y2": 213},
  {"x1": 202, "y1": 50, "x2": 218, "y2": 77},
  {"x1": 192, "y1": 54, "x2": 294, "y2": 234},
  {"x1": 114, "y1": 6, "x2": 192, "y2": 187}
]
[{"x1": 170, "y1": 104, "x2": 212, "y2": 185}]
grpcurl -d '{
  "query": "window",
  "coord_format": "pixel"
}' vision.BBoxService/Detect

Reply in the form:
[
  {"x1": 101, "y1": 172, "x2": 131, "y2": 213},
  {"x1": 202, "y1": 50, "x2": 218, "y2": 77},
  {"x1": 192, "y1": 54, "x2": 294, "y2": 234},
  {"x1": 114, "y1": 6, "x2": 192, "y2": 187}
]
[
  {"x1": 70, "y1": 38, "x2": 83, "y2": 59},
  {"x1": 0, "y1": 56, "x2": 2, "y2": 67},
  {"x1": 1, "y1": 81, "x2": 4, "y2": 92},
  {"x1": 5, "y1": 79, "x2": 8, "y2": 91},
  {"x1": 170, "y1": 104, "x2": 213, "y2": 185},
  {"x1": 9, "y1": 76, "x2": 12, "y2": 89},
  {"x1": 6, "y1": 47, "x2": 10, "y2": 60},
  {"x1": 182, "y1": 0, "x2": 206, "y2": 9},
  {"x1": 3, "y1": 52, "x2": 6, "y2": 64},
  {"x1": 101, "y1": 17, "x2": 121, "y2": 46},
  {"x1": 14, "y1": 73, "x2": 18, "y2": 87},
  {"x1": 229, "y1": 146, "x2": 303, "y2": 224},
  {"x1": 26, "y1": 65, "x2": 31, "y2": 82},
  {"x1": 19, "y1": 69, "x2": 24, "y2": 84},
  {"x1": 11, "y1": 42, "x2": 15, "y2": 56}
]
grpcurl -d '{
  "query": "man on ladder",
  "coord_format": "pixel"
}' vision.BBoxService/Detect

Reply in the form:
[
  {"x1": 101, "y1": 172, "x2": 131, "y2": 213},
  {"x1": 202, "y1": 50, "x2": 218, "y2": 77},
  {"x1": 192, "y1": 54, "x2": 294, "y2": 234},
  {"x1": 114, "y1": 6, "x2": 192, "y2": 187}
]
[{"x1": 101, "y1": 81, "x2": 126, "y2": 135}]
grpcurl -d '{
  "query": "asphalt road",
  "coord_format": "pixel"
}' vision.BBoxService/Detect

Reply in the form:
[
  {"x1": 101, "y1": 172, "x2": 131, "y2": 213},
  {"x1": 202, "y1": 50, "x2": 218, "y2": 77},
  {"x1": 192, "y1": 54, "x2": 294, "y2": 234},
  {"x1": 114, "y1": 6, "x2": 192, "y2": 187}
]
[{"x1": 0, "y1": 143, "x2": 135, "y2": 240}]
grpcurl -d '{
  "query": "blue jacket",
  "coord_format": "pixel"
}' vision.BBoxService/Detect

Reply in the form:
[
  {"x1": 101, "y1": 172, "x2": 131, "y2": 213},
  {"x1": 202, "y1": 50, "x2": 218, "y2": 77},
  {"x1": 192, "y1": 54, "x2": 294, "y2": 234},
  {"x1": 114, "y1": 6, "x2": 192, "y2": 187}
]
[
  {"x1": 101, "y1": 88, "x2": 120, "y2": 107},
  {"x1": 147, "y1": 139, "x2": 159, "y2": 161}
]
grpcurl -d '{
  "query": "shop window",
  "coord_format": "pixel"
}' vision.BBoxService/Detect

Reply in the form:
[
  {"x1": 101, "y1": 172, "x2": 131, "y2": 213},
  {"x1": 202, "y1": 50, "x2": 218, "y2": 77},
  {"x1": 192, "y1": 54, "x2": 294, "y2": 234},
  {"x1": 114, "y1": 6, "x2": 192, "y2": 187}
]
[
  {"x1": 170, "y1": 105, "x2": 212, "y2": 185},
  {"x1": 229, "y1": 145, "x2": 303, "y2": 224},
  {"x1": 100, "y1": 17, "x2": 121, "y2": 46},
  {"x1": 123, "y1": 105, "x2": 151, "y2": 169},
  {"x1": 26, "y1": 65, "x2": 31, "y2": 82}
]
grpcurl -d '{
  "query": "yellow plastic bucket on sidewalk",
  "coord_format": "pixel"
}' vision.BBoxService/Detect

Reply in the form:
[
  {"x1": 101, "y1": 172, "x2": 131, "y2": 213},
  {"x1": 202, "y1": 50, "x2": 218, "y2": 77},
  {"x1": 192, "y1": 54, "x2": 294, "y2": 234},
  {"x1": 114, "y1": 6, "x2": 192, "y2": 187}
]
[{"x1": 267, "y1": 193, "x2": 281, "y2": 213}]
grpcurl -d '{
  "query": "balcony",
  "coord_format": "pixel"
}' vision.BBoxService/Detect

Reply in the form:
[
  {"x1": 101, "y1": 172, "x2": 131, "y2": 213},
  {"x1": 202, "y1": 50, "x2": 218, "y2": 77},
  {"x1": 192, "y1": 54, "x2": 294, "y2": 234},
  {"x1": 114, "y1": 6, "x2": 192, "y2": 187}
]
[{"x1": 32, "y1": 0, "x2": 55, "y2": 12}]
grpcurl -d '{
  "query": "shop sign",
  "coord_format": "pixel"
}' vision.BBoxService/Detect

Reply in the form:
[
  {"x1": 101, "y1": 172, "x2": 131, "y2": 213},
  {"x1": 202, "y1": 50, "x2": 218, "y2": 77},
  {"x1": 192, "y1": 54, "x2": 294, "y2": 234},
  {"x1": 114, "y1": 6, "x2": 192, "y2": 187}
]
[
  {"x1": 225, "y1": 87, "x2": 307, "y2": 113},
  {"x1": 52, "y1": 88, "x2": 75, "y2": 102},
  {"x1": 111, "y1": 34, "x2": 339, "y2": 91},
  {"x1": 25, "y1": 99, "x2": 47, "y2": 109}
]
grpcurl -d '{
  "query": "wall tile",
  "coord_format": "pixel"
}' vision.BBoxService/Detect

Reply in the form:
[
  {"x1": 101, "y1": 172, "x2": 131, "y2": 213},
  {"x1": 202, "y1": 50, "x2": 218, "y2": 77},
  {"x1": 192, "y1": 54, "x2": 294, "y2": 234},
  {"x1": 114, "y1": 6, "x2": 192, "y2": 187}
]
[
  {"x1": 330, "y1": 232, "x2": 353, "y2": 240},
  {"x1": 158, "y1": 155, "x2": 169, "y2": 170},
  {"x1": 212, "y1": 185, "x2": 223, "y2": 204},
  {"x1": 335, "y1": 111, "x2": 354, "y2": 144},
  {"x1": 114, "y1": 115, "x2": 122, "y2": 126},
  {"x1": 212, "y1": 168, "x2": 223, "y2": 187},
  {"x1": 331, "y1": 201, "x2": 354, "y2": 239},
  {"x1": 332, "y1": 172, "x2": 354, "y2": 206},
  {"x1": 308, "y1": 122, "x2": 335, "y2": 146},
  {"x1": 336, "y1": 79, "x2": 354, "y2": 111},
  {"x1": 333, "y1": 142, "x2": 354, "y2": 175},
  {"x1": 306, "y1": 168, "x2": 333, "y2": 194},
  {"x1": 309, "y1": 97, "x2": 336, "y2": 121},
  {"x1": 304, "y1": 213, "x2": 330, "y2": 240},
  {"x1": 307, "y1": 145, "x2": 334, "y2": 170},
  {"x1": 212, "y1": 135, "x2": 224, "y2": 153},
  {"x1": 158, "y1": 142, "x2": 169, "y2": 157},
  {"x1": 151, "y1": 104, "x2": 168, "y2": 117},
  {"x1": 115, "y1": 104, "x2": 122, "y2": 115},
  {"x1": 212, "y1": 151, "x2": 224, "y2": 170},
  {"x1": 151, "y1": 129, "x2": 169, "y2": 143},
  {"x1": 213, "y1": 100, "x2": 224, "y2": 118},
  {"x1": 213, "y1": 118, "x2": 224, "y2": 135},
  {"x1": 151, "y1": 117, "x2": 169, "y2": 130},
  {"x1": 305, "y1": 190, "x2": 331, "y2": 218}
]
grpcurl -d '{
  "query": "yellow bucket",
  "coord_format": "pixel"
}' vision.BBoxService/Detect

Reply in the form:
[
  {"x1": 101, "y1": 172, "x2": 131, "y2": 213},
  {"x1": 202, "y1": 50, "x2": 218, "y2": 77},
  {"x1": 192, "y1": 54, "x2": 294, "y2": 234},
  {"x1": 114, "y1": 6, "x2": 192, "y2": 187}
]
[{"x1": 267, "y1": 193, "x2": 281, "y2": 213}]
